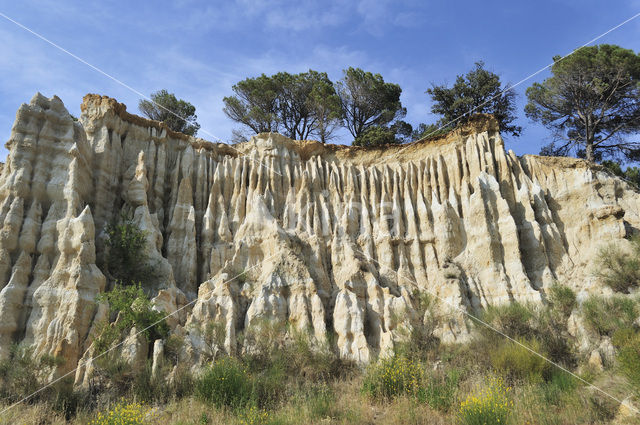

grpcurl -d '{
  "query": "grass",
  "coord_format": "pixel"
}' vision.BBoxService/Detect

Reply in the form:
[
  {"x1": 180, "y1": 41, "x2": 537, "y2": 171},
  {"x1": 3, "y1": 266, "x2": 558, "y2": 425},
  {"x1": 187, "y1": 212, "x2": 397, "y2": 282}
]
[
  {"x1": 581, "y1": 295, "x2": 637, "y2": 337},
  {"x1": 458, "y1": 377, "x2": 512, "y2": 425},
  {"x1": 490, "y1": 338, "x2": 551, "y2": 383},
  {"x1": 548, "y1": 283, "x2": 577, "y2": 317}
]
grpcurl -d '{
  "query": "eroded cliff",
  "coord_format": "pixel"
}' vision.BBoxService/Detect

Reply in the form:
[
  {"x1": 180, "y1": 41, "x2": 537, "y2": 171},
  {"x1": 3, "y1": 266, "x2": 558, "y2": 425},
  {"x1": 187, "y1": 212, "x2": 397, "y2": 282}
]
[{"x1": 0, "y1": 93, "x2": 638, "y2": 379}]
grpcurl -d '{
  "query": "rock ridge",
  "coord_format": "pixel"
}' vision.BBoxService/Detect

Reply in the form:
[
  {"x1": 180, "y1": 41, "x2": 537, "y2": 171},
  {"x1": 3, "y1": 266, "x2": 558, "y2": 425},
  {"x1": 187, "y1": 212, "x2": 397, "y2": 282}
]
[{"x1": 0, "y1": 93, "x2": 638, "y2": 377}]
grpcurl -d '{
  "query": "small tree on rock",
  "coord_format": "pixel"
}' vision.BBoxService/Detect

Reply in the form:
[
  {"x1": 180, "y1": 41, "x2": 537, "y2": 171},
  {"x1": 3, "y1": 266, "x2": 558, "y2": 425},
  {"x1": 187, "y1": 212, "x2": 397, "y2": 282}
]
[
  {"x1": 139, "y1": 89, "x2": 200, "y2": 136},
  {"x1": 337, "y1": 67, "x2": 406, "y2": 140},
  {"x1": 427, "y1": 61, "x2": 521, "y2": 137}
]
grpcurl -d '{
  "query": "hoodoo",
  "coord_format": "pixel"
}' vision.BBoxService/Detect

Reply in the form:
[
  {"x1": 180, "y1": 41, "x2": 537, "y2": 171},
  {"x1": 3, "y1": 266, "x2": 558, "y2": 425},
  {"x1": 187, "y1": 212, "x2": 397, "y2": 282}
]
[{"x1": 0, "y1": 93, "x2": 637, "y2": 378}]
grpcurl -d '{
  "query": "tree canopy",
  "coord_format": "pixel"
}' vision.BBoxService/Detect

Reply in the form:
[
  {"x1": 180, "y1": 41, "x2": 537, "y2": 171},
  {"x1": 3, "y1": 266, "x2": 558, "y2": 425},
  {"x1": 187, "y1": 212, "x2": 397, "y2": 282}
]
[
  {"x1": 353, "y1": 126, "x2": 398, "y2": 147},
  {"x1": 426, "y1": 61, "x2": 521, "y2": 137},
  {"x1": 525, "y1": 44, "x2": 640, "y2": 162},
  {"x1": 223, "y1": 70, "x2": 342, "y2": 142},
  {"x1": 337, "y1": 67, "x2": 406, "y2": 139},
  {"x1": 138, "y1": 89, "x2": 200, "y2": 136},
  {"x1": 223, "y1": 74, "x2": 281, "y2": 136}
]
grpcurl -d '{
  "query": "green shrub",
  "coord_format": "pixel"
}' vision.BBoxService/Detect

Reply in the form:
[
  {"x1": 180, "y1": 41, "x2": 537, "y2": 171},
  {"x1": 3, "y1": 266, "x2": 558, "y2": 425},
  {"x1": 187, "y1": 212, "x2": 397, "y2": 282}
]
[
  {"x1": 283, "y1": 330, "x2": 346, "y2": 381},
  {"x1": 458, "y1": 377, "x2": 512, "y2": 425},
  {"x1": 195, "y1": 357, "x2": 253, "y2": 409},
  {"x1": 533, "y1": 308, "x2": 576, "y2": 367},
  {"x1": 418, "y1": 369, "x2": 459, "y2": 412},
  {"x1": 299, "y1": 385, "x2": 336, "y2": 420},
  {"x1": 595, "y1": 237, "x2": 640, "y2": 292},
  {"x1": 362, "y1": 356, "x2": 425, "y2": 400},
  {"x1": 353, "y1": 126, "x2": 399, "y2": 147},
  {"x1": 581, "y1": 295, "x2": 637, "y2": 336},
  {"x1": 0, "y1": 345, "x2": 42, "y2": 400},
  {"x1": 548, "y1": 283, "x2": 577, "y2": 317},
  {"x1": 251, "y1": 362, "x2": 287, "y2": 409},
  {"x1": 395, "y1": 291, "x2": 440, "y2": 360},
  {"x1": 242, "y1": 324, "x2": 347, "y2": 384},
  {"x1": 482, "y1": 302, "x2": 535, "y2": 339},
  {"x1": 490, "y1": 338, "x2": 551, "y2": 383},
  {"x1": 0, "y1": 345, "x2": 79, "y2": 409},
  {"x1": 539, "y1": 370, "x2": 578, "y2": 405},
  {"x1": 105, "y1": 215, "x2": 152, "y2": 286},
  {"x1": 96, "y1": 283, "x2": 169, "y2": 344}
]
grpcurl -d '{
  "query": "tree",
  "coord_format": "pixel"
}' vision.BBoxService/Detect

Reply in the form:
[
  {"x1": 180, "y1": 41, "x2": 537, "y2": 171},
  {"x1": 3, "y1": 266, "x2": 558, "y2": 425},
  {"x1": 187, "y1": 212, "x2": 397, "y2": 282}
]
[
  {"x1": 308, "y1": 78, "x2": 343, "y2": 143},
  {"x1": 337, "y1": 67, "x2": 406, "y2": 139},
  {"x1": 353, "y1": 126, "x2": 398, "y2": 147},
  {"x1": 273, "y1": 70, "x2": 341, "y2": 140},
  {"x1": 427, "y1": 61, "x2": 521, "y2": 137},
  {"x1": 525, "y1": 44, "x2": 640, "y2": 163},
  {"x1": 223, "y1": 71, "x2": 342, "y2": 142},
  {"x1": 223, "y1": 74, "x2": 281, "y2": 135},
  {"x1": 412, "y1": 123, "x2": 449, "y2": 140},
  {"x1": 390, "y1": 120, "x2": 413, "y2": 144},
  {"x1": 138, "y1": 89, "x2": 200, "y2": 136},
  {"x1": 600, "y1": 160, "x2": 640, "y2": 186}
]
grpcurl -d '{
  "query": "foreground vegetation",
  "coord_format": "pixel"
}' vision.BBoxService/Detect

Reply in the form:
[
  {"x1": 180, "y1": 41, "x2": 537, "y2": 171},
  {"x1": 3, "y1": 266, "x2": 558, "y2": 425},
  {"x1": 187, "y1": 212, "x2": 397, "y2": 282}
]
[{"x1": 2, "y1": 284, "x2": 640, "y2": 424}]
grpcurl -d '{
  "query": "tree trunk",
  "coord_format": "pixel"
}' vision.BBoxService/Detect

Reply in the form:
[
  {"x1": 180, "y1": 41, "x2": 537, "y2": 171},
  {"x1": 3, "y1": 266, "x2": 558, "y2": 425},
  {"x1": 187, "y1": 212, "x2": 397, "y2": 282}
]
[
  {"x1": 585, "y1": 118, "x2": 594, "y2": 163},
  {"x1": 585, "y1": 142, "x2": 594, "y2": 163}
]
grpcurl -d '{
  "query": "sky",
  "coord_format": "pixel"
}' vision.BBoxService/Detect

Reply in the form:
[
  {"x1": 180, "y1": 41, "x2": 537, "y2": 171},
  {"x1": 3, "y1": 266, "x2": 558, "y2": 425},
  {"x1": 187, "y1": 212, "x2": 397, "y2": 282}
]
[{"x1": 0, "y1": 0, "x2": 639, "y2": 161}]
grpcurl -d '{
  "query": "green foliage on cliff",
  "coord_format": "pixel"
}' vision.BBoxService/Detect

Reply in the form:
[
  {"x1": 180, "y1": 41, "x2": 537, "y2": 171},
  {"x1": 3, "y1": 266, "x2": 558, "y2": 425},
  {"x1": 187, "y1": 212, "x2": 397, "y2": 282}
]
[{"x1": 104, "y1": 215, "x2": 152, "y2": 286}]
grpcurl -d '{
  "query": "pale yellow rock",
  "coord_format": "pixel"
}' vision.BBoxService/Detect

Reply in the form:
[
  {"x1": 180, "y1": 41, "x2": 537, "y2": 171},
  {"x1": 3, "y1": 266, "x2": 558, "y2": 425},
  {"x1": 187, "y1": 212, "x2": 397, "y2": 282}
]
[{"x1": 1, "y1": 94, "x2": 639, "y2": 372}]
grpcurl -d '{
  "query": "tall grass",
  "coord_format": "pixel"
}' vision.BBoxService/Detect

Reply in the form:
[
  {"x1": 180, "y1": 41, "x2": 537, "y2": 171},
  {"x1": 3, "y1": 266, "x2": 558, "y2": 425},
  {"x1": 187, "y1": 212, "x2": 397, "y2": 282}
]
[
  {"x1": 362, "y1": 356, "x2": 425, "y2": 401},
  {"x1": 458, "y1": 377, "x2": 512, "y2": 425}
]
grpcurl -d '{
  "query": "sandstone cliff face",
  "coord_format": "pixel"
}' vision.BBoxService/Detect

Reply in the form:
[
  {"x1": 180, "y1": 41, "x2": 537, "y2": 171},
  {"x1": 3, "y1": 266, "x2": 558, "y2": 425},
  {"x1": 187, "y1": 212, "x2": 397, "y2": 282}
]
[{"x1": 0, "y1": 93, "x2": 637, "y2": 374}]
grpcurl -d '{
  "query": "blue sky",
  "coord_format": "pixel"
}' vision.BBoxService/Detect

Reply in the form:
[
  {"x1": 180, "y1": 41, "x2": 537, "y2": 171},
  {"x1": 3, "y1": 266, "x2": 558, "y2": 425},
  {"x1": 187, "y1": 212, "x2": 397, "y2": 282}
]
[{"x1": 1, "y1": 0, "x2": 639, "y2": 161}]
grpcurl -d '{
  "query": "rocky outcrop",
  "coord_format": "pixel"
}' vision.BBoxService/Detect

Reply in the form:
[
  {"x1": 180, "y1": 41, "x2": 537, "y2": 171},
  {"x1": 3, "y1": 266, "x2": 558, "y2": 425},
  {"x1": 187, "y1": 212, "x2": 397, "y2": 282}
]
[{"x1": 0, "y1": 93, "x2": 638, "y2": 373}]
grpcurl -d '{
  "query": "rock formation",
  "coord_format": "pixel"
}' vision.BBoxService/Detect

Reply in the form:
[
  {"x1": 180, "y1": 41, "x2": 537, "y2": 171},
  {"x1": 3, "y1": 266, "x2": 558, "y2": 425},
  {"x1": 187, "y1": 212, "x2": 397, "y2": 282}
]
[{"x1": 0, "y1": 93, "x2": 638, "y2": 376}]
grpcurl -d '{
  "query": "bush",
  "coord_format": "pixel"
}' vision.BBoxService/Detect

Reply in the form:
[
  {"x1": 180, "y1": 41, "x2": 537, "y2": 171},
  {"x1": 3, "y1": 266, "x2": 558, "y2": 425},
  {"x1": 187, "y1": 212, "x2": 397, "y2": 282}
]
[
  {"x1": 105, "y1": 215, "x2": 152, "y2": 286},
  {"x1": 548, "y1": 283, "x2": 577, "y2": 317},
  {"x1": 0, "y1": 344, "x2": 83, "y2": 417},
  {"x1": 490, "y1": 338, "x2": 551, "y2": 383},
  {"x1": 89, "y1": 401, "x2": 150, "y2": 425},
  {"x1": 96, "y1": 283, "x2": 169, "y2": 344},
  {"x1": 0, "y1": 345, "x2": 43, "y2": 400},
  {"x1": 282, "y1": 330, "x2": 346, "y2": 381},
  {"x1": 362, "y1": 356, "x2": 425, "y2": 400},
  {"x1": 418, "y1": 369, "x2": 459, "y2": 412},
  {"x1": 533, "y1": 308, "x2": 576, "y2": 367},
  {"x1": 195, "y1": 357, "x2": 253, "y2": 410},
  {"x1": 595, "y1": 237, "x2": 640, "y2": 293},
  {"x1": 482, "y1": 302, "x2": 535, "y2": 339},
  {"x1": 539, "y1": 370, "x2": 578, "y2": 405},
  {"x1": 286, "y1": 384, "x2": 338, "y2": 422},
  {"x1": 395, "y1": 291, "x2": 440, "y2": 360},
  {"x1": 251, "y1": 362, "x2": 287, "y2": 409},
  {"x1": 581, "y1": 295, "x2": 637, "y2": 336},
  {"x1": 458, "y1": 377, "x2": 512, "y2": 425}
]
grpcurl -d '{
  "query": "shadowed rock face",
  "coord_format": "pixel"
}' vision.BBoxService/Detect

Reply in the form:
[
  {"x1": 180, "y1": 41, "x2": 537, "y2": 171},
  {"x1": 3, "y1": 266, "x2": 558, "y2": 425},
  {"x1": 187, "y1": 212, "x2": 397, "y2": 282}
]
[{"x1": 0, "y1": 93, "x2": 637, "y2": 375}]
